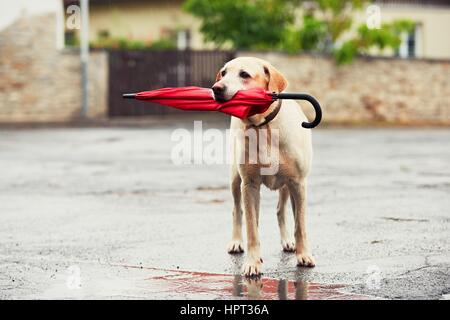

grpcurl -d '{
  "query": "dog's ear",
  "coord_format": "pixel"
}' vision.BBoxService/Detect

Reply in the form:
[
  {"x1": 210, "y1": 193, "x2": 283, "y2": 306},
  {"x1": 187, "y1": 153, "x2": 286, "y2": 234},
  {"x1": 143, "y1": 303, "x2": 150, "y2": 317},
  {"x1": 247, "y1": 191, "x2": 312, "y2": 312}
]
[
  {"x1": 264, "y1": 63, "x2": 287, "y2": 93},
  {"x1": 215, "y1": 70, "x2": 222, "y2": 82}
]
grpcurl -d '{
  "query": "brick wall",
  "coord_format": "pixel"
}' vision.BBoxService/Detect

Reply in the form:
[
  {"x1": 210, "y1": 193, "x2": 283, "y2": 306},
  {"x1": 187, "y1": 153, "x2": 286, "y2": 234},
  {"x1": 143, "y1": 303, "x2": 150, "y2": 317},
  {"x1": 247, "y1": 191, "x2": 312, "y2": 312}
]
[
  {"x1": 0, "y1": 13, "x2": 108, "y2": 123},
  {"x1": 238, "y1": 52, "x2": 450, "y2": 126}
]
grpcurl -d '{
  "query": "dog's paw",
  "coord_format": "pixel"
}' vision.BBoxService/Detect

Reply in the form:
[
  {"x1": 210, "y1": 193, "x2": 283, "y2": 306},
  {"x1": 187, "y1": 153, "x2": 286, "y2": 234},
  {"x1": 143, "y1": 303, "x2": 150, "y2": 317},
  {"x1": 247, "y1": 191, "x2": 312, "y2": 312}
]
[
  {"x1": 243, "y1": 277, "x2": 263, "y2": 298},
  {"x1": 281, "y1": 239, "x2": 296, "y2": 252},
  {"x1": 227, "y1": 240, "x2": 244, "y2": 254},
  {"x1": 296, "y1": 253, "x2": 316, "y2": 267},
  {"x1": 243, "y1": 258, "x2": 262, "y2": 277}
]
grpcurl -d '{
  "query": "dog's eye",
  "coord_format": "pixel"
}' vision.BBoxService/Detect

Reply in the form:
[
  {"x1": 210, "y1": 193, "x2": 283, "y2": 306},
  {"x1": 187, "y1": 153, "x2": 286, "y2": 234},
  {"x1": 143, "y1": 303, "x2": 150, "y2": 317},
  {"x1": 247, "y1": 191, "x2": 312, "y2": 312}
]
[
  {"x1": 239, "y1": 71, "x2": 251, "y2": 79},
  {"x1": 221, "y1": 70, "x2": 226, "y2": 77}
]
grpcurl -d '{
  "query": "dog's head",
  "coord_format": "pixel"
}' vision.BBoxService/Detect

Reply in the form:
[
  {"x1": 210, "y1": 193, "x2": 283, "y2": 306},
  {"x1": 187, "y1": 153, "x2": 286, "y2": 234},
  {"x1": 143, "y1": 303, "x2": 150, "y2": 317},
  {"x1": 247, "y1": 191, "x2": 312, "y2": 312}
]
[{"x1": 212, "y1": 57, "x2": 287, "y2": 124}]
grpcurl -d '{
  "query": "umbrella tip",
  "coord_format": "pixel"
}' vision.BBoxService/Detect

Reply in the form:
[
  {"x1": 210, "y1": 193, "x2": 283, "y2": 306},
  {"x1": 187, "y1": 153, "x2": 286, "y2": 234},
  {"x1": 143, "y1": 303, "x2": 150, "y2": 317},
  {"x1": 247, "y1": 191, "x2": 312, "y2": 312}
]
[{"x1": 122, "y1": 93, "x2": 137, "y2": 99}]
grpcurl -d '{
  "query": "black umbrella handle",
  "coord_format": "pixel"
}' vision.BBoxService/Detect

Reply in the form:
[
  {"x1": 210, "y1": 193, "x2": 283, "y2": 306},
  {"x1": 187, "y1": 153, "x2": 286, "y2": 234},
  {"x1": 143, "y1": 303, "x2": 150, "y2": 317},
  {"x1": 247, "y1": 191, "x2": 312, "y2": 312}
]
[{"x1": 273, "y1": 93, "x2": 322, "y2": 129}]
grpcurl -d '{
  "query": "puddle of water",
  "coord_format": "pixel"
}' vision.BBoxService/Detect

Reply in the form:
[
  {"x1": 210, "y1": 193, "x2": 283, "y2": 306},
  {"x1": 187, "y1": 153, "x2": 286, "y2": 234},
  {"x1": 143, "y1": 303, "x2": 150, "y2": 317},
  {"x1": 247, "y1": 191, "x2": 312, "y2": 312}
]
[
  {"x1": 38, "y1": 263, "x2": 376, "y2": 300},
  {"x1": 137, "y1": 267, "x2": 374, "y2": 300}
]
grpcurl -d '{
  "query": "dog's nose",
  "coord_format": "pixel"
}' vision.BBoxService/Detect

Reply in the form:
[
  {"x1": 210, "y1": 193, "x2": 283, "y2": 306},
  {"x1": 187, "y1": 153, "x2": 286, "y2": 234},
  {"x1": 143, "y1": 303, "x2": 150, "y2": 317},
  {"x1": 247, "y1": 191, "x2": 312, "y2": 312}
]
[
  {"x1": 212, "y1": 84, "x2": 224, "y2": 95},
  {"x1": 212, "y1": 84, "x2": 226, "y2": 101}
]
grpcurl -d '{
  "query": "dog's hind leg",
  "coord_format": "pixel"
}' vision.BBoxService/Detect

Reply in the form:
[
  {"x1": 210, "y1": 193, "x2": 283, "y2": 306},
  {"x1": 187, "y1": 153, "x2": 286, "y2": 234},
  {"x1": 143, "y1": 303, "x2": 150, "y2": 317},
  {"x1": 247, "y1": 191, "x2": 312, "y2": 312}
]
[
  {"x1": 227, "y1": 171, "x2": 244, "y2": 254},
  {"x1": 277, "y1": 186, "x2": 295, "y2": 252},
  {"x1": 288, "y1": 179, "x2": 315, "y2": 267}
]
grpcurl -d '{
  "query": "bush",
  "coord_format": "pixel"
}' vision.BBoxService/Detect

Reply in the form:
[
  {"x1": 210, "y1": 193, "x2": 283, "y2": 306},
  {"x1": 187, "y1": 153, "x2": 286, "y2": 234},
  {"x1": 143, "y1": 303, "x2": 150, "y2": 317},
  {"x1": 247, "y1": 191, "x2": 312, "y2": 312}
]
[
  {"x1": 334, "y1": 20, "x2": 415, "y2": 63},
  {"x1": 183, "y1": 0, "x2": 297, "y2": 50},
  {"x1": 184, "y1": 0, "x2": 416, "y2": 64},
  {"x1": 90, "y1": 35, "x2": 176, "y2": 50}
]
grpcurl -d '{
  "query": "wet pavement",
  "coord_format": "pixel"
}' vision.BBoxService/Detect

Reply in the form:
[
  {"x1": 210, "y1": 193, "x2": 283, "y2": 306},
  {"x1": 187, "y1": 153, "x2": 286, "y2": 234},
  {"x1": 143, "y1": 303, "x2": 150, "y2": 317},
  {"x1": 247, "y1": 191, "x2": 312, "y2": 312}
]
[{"x1": 0, "y1": 120, "x2": 449, "y2": 299}]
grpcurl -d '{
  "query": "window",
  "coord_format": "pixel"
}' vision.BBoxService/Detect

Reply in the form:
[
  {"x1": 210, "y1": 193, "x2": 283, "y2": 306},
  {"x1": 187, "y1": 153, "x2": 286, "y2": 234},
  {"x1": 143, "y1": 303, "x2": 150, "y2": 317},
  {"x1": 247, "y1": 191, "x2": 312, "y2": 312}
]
[{"x1": 396, "y1": 25, "x2": 421, "y2": 59}]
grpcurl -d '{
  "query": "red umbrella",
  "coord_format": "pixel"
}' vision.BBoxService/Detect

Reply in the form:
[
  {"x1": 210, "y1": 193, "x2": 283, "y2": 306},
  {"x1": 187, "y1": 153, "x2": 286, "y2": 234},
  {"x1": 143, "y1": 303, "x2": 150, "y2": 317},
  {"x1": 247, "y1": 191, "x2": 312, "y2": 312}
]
[{"x1": 123, "y1": 86, "x2": 322, "y2": 128}]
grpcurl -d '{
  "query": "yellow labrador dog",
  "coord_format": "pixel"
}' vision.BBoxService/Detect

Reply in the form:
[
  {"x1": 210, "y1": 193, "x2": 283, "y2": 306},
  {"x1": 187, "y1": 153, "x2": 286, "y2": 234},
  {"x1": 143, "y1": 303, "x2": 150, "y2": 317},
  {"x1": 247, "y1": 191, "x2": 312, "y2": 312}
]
[{"x1": 212, "y1": 57, "x2": 315, "y2": 277}]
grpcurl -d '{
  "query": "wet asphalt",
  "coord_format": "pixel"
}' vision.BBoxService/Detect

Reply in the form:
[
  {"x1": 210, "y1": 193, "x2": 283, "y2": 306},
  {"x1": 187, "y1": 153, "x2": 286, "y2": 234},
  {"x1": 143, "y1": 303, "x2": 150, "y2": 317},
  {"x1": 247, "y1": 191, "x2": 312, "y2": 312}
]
[{"x1": 0, "y1": 119, "x2": 449, "y2": 300}]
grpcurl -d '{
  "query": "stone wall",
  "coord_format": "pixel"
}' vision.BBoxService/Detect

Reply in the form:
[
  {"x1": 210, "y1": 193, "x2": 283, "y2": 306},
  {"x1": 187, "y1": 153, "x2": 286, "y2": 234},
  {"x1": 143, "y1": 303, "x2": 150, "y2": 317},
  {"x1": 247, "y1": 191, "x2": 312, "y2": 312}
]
[
  {"x1": 238, "y1": 52, "x2": 450, "y2": 126},
  {"x1": 0, "y1": 13, "x2": 108, "y2": 123}
]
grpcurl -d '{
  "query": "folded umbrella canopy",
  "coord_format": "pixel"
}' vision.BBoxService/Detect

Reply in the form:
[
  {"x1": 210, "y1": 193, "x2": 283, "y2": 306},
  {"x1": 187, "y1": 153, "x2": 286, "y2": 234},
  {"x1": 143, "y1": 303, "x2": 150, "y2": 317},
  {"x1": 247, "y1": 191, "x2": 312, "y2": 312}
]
[{"x1": 123, "y1": 86, "x2": 322, "y2": 128}]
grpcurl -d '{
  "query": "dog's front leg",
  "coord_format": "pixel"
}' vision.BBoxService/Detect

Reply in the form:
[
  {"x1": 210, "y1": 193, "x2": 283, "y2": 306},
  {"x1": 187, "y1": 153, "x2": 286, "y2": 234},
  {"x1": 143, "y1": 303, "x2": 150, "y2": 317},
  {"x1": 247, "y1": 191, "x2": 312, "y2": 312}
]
[
  {"x1": 227, "y1": 172, "x2": 244, "y2": 253},
  {"x1": 288, "y1": 179, "x2": 315, "y2": 267},
  {"x1": 241, "y1": 180, "x2": 262, "y2": 276}
]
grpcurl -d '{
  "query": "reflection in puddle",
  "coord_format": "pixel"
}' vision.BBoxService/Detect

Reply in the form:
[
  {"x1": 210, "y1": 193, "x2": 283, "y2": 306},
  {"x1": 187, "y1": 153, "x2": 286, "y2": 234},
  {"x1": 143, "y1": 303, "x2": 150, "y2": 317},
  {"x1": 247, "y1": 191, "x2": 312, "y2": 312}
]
[{"x1": 140, "y1": 268, "x2": 373, "y2": 300}]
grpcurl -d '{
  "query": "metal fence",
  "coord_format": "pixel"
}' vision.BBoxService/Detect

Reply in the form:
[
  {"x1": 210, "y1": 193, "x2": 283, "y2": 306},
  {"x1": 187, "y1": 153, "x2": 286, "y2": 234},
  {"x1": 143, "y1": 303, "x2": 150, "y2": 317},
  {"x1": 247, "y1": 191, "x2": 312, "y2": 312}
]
[{"x1": 108, "y1": 50, "x2": 235, "y2": 117}]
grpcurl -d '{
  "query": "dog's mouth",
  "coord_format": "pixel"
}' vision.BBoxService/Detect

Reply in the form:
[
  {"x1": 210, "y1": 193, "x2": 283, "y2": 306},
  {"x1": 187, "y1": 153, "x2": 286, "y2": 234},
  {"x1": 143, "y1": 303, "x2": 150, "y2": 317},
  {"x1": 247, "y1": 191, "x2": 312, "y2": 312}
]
[
  {"x1": 213, "y1": 90, "x2": 241, "y2": 103},
  {"x1": 213, "y1": 92, "x2": 227, "y2": 103}
]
